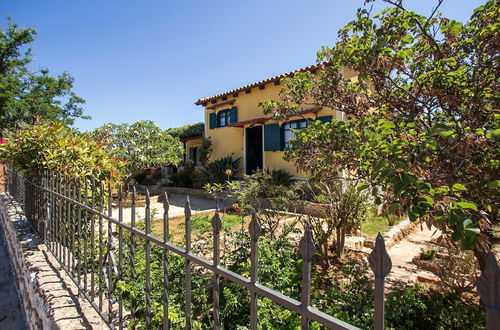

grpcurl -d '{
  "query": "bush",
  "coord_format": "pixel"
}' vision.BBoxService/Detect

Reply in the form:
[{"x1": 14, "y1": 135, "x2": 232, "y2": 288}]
[
  {"x1": 421, "y1": 248, "x2": 437, "y2": 260},
  {"x1": 433, "y1": 245, "x2": 479, "y2": 296},
  {"x1": 198, "y1": 156, "x2": 240, "y2": 185},
  {"x1": 385, "y1": 286, "x2": 485, "y2": 330},
  {"x1": 304, "y1": 181, "x2": 369, "y2": 266},
  {"x1": 169, "y1": 168, "x2": 198, "y2": 188},
  {"x1": 0, "y1": 122, "x2": 124, "y2": 183},
  {"x1": 199, "y1": 137, "x2": 213, "y2": 165},
  {"x1": 268, "y1": 168, "x2": 292, "y2": 186}
]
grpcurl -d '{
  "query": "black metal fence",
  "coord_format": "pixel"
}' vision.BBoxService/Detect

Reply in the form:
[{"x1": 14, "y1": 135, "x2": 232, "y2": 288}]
[{"x1": 4, "y1": 167, "x2": 499, "y2": 329}]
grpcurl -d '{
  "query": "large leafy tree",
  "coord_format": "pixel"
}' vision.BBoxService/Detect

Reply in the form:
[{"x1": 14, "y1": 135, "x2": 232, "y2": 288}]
[
  {"x1": 261, "y1": 0, "x2": 499, "y2": 267},
  {"x1": 93, "y1": 120, "x2": 184, "y2": 186},
  {"x1": 0, "y1": 19, "x2": 87, "y2": 135}
]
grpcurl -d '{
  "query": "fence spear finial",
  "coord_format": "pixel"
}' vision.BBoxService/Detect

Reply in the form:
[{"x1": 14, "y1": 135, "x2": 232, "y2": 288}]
[
  {"x1": 249, "y1": 211, "x2": 261, "y2": 242},
  {"x1": 163, "y1": 191, "x2": 169, "y2": 213},
  {"x1": 185, "y1": 195, "x2": 192, "y2": 219}
]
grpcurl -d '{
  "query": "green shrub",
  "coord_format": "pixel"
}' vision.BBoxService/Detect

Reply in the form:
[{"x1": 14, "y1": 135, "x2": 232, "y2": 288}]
[
  {"x1": 421, "y1": 248, "x2": 437, "y2": 260},
  {"x1": 267, "y1": 168, "x2": 292, "y2": 186},
  {"x1": 385, "y1": 286, "x2": 485, "y2": 330},
  {"x1": 169, "y1": 169, "x2": 198, "y2": 188},
  {"x1": 198, "y1": 156, "x2": 240, "y2": 185}
]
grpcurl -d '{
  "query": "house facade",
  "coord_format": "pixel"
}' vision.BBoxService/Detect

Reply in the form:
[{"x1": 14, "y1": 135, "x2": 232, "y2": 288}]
[
  {"x1": 195, "y1": 64, "x2": 357, "y2": 179},
  {"x1": 183, "y1": 134, "x2": 204, "y2": 167}
]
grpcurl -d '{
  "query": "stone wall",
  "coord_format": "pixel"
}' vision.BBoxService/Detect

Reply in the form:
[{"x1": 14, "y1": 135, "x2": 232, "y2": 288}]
[{"x1": 0, "y1": 193, "x2": 109, "y2": 329}]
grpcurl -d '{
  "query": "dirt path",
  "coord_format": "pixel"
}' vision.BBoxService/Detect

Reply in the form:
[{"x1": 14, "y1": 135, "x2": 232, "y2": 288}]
[
  {"x1": 0, "y1": 226, "x2": 27, "y2": 330},
  {"x1": 384, "y1": 224, "x2": 441, "y2": 287}
]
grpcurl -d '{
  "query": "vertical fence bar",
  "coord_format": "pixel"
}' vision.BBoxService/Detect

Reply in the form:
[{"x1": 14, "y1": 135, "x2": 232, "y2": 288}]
[
  {"x1": 83, "y1": 177, "x2": 89, "y2": 293},
  {"x1": 98, "y1": 181, "x2": 105, "y2": 311},
  {"x1": 212, "y1": 209, "x2": 222, "y2": 330},
  {"x1": 52, "y1": 171, "x2": 57, "y2": 254},
  {"x1": 43, "y1": 171, "x2": 49, "y2": 243},
  {"x1": 368, "y1": 233, "x2": 392, "y2": 330},
  {"x1": 62, "y1": 176, "x2": 68, "y2": 269},
  {"x1": 249, "y1": 211, "x2": 261, "y2": 330},
  {"x1": 129, "y1": 186, "x2": 137, "y2": 323},
  {"x1": 73, "y1": 178, "x2": 80, "y2": 286},
  {"x1": 162, "y1": 192, "x2": 170, "y2": 330},
  {"x1": 184, "y1": 196, "x2": 192, "y2": 330},
  {"x1": 90, "y1": 177, "x2": 96, "y2": 302},
  {"x1": 477, "y1": 251, "x2": 500, "y2": 330},
  {"x1": 57, "y1": 173, "x2": 63, "y2": 261},
  {"x1": 107, "y1": 182, "x2": 114, "y2": 320},
  {"x1": 145, "y1": 189, "x2": 152, "y2": 328},
  {"x1": 76, "y1": 177, "x2": 82, "y2": 289},
  {"x1": 47, "y1": 171, "x2": 53, "y2": 252},
  {"x1": 299, "y1": 226, "x2": 315, "y2": 329},
  {"x1": 118, "y1": 186, "x2": 124, "y2": 330},
  {"x1": 70, "y1": 178, "x2": 76, "y2": 276}
]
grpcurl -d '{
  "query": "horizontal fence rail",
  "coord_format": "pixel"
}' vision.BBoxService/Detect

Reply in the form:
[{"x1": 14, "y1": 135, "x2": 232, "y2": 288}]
[{"x1": 4, "y1": 167, "x2": 499, "y2": 329}]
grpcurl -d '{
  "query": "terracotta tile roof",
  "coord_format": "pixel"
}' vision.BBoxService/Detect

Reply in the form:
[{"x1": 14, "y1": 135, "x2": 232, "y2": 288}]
[
  {"x1": 195, "y1": 63, "x2": 326, "y2": 106},
  {"x1": 206, "y1": 99, "x2": 235, "y2": 110}
]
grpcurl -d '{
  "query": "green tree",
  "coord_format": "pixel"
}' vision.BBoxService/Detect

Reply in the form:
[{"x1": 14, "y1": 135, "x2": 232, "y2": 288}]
[
  {"x1": 93, "y1": 120, "x2": 183, "y2": 187},
  {"x1": 261, "y1": 0, "x2": 499, "y2": 268},
  {"x1": 0, "y1": 19, "x2": 88, "y2": 135},
  {"x1": 0, "y1": 122, "x2": 124, "y2": 182}
]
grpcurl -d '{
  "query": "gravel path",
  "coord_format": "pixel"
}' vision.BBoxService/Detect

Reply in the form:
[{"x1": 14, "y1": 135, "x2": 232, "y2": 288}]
[
  {"x1": 112, "y1": 193, "x2": 219, "y2": 224},
  {"x1": 0, "y1": 226, "x2": 27, "y2": 330}
]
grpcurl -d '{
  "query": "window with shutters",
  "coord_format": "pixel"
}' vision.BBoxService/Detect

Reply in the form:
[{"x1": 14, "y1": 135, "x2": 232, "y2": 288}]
[
  {"x1": 282, "y1": 119, "x2": 308, "y2": 150},
  {"x1": 217, "y1": 109, "x2": 231, "y2": 127}
]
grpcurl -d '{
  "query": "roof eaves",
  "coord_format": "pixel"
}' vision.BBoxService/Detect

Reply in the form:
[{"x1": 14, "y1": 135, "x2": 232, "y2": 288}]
[{"x1": 195, "y1": 62, "x2": 326, "y2": 106}]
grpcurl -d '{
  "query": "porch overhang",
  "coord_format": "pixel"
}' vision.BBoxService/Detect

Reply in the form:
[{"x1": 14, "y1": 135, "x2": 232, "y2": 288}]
[{"x1": 228, "y1": 117, "x2": 267, "y2": 128}]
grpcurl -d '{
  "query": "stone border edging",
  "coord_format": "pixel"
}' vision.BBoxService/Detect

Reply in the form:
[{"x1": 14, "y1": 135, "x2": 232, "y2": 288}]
[
  {"x1": 363, "y1": 219, "x2": 421, "y2": 249},
  {"x1": 0, "y1": 193, "x2": 109, "y2": 330},
  {"x1": 164, "y1": 187, "x2": 213, "y2": 199}
]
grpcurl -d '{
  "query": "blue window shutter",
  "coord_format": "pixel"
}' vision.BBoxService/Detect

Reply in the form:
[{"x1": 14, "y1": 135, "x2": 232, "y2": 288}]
[
  {"x1": 316, "y1": 115, "x2": 333, "y2": 123},
  {"x1": 229, "y1": 107, "x2": 237, "y2": 124},
  {"x1": 264, "y1": 124, "x2": 280, "y2": 151},
  {"x1": 209, "y1": 112, "x2": 216, "y2": 129}
]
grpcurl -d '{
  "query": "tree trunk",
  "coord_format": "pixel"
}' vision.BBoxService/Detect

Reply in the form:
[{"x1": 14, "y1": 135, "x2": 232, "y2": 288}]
[
  {"x1": 474, "y1": 246, "x2": 490, "y2": 272},
  {"x1": 336, "y1": 227, "x2": 343, "y2": 258}
]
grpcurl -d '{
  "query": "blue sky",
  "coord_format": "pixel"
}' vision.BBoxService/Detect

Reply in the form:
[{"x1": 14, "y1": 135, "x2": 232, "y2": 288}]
[{"x1": 1, "y1": 0, "x2": 485, "y2": 131}]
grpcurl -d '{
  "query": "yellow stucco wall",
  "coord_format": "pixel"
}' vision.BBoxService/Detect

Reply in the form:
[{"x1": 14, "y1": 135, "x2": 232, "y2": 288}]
[
  {"x1": 185, "y1": 137, "x2": 203, "y2": 151},
  {"x1": 203, "y1": 66, "x2": 356, "y2": 178}
]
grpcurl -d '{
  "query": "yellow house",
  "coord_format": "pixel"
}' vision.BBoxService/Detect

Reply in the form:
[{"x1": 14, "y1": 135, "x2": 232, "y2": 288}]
[{"x1": 195, "y1": 64, "x2": 356, "y2": 179}]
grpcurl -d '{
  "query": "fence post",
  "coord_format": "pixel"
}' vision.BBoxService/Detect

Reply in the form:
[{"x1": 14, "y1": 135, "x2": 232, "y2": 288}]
[
  {"x1": 212, "y1": 208, "x2": 222, "y2": 330},
  {"x1": 299, "y1": 225, "x2": 315, "y2": 329},
  {"x1": 184, "y1": 195, "x2": 192, "y2": 330},
  {"x1": 368, "y1": 233, "x2": 392, "y2": 330},
  {"x1": 249, "y1": 211, "x2": 261, "y2": 330},
  {"x1": 477, "y1": 251, "x2": 500, "y2": 330},
  {"x1": 162, "y1": 192, "x2": 170, "y2": 330},
  {"x1": 145, "y1": 188, "x2": 152, "y2": 328}
]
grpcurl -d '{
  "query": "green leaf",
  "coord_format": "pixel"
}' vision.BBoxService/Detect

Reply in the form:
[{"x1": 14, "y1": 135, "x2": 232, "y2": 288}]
[
  {"x1": 388, "y1": 202, "x2": 401, "y2": 214},
  {"x1": 452, "y1": 184, "x2": 467, "y2": 192},
  {"x1": 485, "y1": 180, "x2": 499, "y2": 189},
  {"x1": 453, "y1": 201, "x2": 478, "y2": 211},
  {"x1": 357, "y1": 182, "x2": 369, "y2": 191}
]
